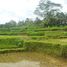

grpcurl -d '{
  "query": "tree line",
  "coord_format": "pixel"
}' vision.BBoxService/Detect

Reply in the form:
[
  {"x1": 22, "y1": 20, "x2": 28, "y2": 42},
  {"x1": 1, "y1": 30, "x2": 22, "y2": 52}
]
[{"x1": 0, "y1": 0, "x2": 67, "y2": 28}]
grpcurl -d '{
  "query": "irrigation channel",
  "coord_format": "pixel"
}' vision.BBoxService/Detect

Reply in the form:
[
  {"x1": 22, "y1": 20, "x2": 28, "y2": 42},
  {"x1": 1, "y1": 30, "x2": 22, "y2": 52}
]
[{"x1": 0, "y1": 52, "x2": 66, "y2": 67}]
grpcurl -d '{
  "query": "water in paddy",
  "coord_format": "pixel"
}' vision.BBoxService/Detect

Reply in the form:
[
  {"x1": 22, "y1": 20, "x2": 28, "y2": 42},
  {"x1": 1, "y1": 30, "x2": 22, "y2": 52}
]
[{"x1": 0, "y1": 52, "x2": 66, "y2": 67}]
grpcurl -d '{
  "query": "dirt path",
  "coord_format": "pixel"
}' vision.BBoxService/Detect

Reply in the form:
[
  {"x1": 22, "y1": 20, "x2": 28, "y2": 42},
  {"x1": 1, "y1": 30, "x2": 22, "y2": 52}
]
[
  {"x1": 0, "y1": 61, "x2": 40, "y2": 67},
  {"x1": 0, "y1": 52, "x2": 66, "y2": 67},
  {"x1": 0, "y1": 60, "x2": 66, "y2": 67}
]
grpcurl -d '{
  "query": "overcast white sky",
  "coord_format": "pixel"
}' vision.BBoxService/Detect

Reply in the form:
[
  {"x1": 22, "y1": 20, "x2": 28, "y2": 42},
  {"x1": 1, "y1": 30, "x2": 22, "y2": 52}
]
[{"x1": 0, "y1": 0, "x2": 67, "y2": 24}]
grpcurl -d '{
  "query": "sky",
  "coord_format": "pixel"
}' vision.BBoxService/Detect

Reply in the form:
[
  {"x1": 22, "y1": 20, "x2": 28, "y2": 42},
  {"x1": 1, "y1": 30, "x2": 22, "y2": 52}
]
[{"x1": 0, "y1": 0, "x2": 67, "y2": 24}]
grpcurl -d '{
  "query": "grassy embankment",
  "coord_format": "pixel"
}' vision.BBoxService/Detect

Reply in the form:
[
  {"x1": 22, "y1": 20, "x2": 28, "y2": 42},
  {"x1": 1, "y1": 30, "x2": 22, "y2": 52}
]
[{"x1": 0, "y1": 26, "x2": 67, "y2": 58}]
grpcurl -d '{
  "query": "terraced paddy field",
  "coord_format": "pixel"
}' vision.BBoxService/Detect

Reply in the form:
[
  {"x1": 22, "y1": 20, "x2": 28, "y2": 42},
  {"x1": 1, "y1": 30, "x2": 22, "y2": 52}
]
[
  {"x1": 0, "y1": 27, "x2": 67, "y2": 67},
  {"x1": 0, "y1": 35, "x2": 66, "y2": 58}
]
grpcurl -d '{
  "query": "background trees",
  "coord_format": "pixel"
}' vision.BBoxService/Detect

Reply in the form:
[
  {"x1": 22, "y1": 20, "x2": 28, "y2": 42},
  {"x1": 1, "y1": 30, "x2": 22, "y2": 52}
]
[
  {"x1": 5, "y1": 20, "x2": 17, "y2": 28},
  {"x1": 34, "y1": 0, "x2": 67, "y2": 27},
  {"x1": 0, "y1": 0, "x2": 67, "y2": 28}
]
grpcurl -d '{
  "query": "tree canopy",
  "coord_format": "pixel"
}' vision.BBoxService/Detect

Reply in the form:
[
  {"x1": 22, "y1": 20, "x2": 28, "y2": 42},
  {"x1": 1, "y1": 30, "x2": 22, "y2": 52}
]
[{"x1": 34, "y1": 0, "x2": 67, "y2": 27}]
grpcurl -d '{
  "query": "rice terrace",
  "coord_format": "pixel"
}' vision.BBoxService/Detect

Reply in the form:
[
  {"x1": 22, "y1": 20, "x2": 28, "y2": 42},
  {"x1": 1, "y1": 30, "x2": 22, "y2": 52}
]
[{"x1": 0, "y1": 0, "x2": 67, "y2": 67}]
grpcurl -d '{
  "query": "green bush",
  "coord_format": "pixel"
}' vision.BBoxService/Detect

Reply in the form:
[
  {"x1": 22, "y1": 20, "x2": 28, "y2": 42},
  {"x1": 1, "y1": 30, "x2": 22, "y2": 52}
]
[
  {"x1": 27, "y1": 31, "x2": 44, "y2": 36},
  {"x1": 23, "y1": 41, "x2": 67, "y2": 58},
  {"x1": 0, "y1": 38, "x2": 24, "y2": 49},
  {"x1": 61, "y1": 45, "x2": 67, "y2": 58}
]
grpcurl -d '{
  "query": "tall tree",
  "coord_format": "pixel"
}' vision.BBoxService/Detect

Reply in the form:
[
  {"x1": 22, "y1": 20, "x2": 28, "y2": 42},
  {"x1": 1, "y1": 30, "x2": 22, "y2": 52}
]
[
  {"x1": 18, "y1": 20, "x2": 25, "y2": 26},
  {"x1": 34, "y1": 0, "x2": 62, "y2": 18},
  {"x1": 5, "y1": 20, "x2": 17, "y2": 28},
  {"x1": 34, "y1": 0, "x2": 62, "y2": 26}
]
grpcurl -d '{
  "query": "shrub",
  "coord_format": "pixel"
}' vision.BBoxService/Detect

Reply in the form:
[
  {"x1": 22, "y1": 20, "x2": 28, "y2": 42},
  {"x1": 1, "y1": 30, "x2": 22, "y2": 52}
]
[{"x1": 61, "y1": 45, "x2": 67, "y2": 58}]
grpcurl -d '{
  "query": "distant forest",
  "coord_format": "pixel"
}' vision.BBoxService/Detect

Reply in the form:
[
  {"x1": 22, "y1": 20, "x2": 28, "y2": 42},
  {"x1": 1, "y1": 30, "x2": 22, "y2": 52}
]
[{"x1": 0, "y1": 0, "x2": 67, "y2": 28}]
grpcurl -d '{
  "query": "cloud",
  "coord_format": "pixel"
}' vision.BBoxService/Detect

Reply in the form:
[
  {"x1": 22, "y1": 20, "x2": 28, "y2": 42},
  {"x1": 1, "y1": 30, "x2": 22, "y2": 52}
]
[
  {"x1": 0, "y1": 0, "x2": 67, "y2": 24},
  {"x1": 0, "y1": 0, "x2": 40, "y2": 24},
  {"x1": 51, "y1": 0, "x2": 67, "y2": 12}
]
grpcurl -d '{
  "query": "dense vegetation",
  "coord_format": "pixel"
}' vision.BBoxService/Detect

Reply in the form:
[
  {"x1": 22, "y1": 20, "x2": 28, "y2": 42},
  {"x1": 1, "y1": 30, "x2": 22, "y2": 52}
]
[
  {"x1": 0, "y1": 26, "x2": 67, "y2": 58},
  {"x1": 0, "y1": 0, "x2": 67, "y2": 58}
]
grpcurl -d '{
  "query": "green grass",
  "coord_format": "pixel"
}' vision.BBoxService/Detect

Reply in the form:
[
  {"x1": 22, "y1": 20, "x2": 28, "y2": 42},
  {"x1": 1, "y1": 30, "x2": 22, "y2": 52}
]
[
  {"x1": 0, "y1": 35, "x2": 66, "y2": 58},
  {"x1": 24, "y1": 40, "x2": 67, "y2": 57},
  {"x1": 0, "y1": 26, "x2": 67, "y2": 58}
]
